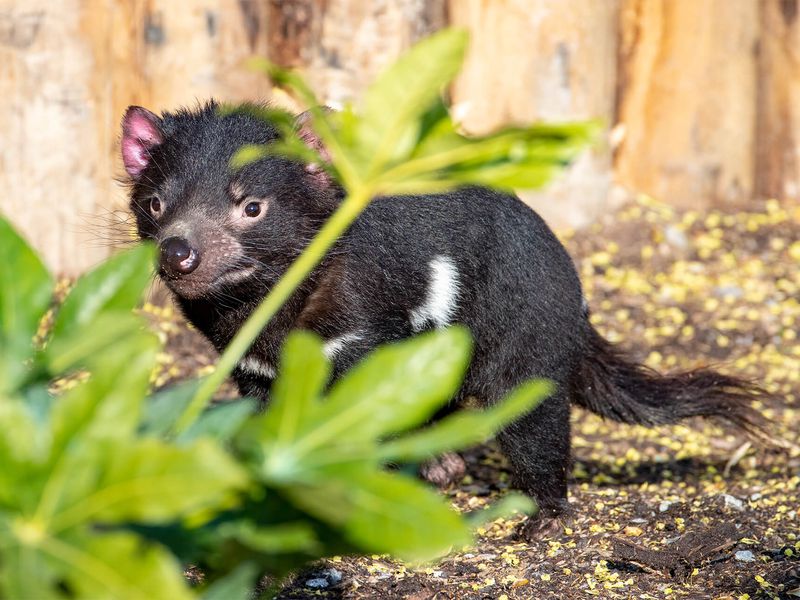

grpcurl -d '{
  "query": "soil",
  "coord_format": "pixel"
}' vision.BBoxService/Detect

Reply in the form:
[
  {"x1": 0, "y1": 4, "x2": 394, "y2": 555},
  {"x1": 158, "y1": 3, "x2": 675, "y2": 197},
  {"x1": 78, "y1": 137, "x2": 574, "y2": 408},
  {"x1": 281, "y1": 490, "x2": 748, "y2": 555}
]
[{"x1": 145, "y1": 197, "x2": 800, "y2": 600}]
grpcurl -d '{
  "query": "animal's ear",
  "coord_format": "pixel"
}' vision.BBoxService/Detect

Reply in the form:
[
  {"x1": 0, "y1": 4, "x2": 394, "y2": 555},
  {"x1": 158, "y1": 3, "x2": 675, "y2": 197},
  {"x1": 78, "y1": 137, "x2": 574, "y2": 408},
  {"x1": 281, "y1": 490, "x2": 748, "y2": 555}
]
[
  {"x1": 121, "y1": 106, "x2": 164, "y2": 179},
  {"x1": 295, "y1": 108, "x2": 333, "y2": 183}
]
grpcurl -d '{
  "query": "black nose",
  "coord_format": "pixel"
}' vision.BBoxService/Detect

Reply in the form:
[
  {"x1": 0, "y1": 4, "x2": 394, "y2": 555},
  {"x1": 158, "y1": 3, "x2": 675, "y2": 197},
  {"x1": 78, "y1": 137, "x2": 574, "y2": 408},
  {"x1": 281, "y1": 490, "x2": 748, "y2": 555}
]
[{"x1": 160, "y1": 237, "x2": 200, "y2": 275}]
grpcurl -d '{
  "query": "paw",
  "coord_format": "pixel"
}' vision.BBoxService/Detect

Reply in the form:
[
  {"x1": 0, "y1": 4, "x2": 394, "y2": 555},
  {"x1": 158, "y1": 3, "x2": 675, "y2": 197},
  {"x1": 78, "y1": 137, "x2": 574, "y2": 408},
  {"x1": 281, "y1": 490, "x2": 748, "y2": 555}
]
[
  {"x1": 517, "y1": 508, "x2": 570, "y2": 542},
  {"x1": 419, "y1": 452, "x2": 466, "y2": 488}
]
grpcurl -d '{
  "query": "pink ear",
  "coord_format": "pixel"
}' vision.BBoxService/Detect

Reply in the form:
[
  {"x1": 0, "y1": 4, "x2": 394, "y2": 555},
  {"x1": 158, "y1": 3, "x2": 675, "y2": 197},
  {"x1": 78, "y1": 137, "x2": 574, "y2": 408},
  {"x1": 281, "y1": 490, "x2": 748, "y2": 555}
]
[
  {"x1": 295, "y1": 109, "x2": 334, "y2": 186},
  {"x1": 295, "y1": 109, "x2": 332, "y2": 164},
  {"x1": 121, "y1": 106, "x2": 164, "y2": 178}
]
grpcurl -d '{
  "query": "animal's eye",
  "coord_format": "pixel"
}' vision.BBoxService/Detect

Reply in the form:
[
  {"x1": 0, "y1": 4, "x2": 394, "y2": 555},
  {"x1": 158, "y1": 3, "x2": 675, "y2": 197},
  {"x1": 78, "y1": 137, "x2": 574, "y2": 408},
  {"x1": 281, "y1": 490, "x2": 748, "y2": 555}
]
[
  {"x1": 149, "y1": 197, "x2": 162, "y2": 215},
  {"x1": 244, "y1": 201, "x2": 261, "y2": 218}
]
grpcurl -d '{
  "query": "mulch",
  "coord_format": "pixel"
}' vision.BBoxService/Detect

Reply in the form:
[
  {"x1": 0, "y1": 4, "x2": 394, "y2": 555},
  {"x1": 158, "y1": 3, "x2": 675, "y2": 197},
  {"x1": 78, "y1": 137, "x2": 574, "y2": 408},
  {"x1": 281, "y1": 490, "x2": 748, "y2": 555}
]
[{"x1": 145, "y1": 196, "x2": 800, "y2": 600}]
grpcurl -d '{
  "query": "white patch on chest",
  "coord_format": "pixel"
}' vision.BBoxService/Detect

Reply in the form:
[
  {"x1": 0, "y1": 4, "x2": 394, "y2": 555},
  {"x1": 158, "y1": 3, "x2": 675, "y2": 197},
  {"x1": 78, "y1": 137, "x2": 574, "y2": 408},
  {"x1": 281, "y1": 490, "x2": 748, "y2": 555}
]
[
  {"x1": 238, "y1": 355, "x2": 277, "y2": 380},
  {"x1": 324, "y1": 332, "x2": 363, "y2": 360},
  {"x1": 409, "y1": 255, "x2": 461, "y2": 332}
]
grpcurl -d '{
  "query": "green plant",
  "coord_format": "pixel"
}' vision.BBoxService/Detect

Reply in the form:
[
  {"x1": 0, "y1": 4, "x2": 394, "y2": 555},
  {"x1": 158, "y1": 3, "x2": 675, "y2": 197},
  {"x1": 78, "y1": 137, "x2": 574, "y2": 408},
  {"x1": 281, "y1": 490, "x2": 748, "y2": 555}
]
[
  {"x1": 0, "y1": 27, "x2": 594, "y2": 598},
  {"x1": 0, "y1": 218, "x2": 548, "y2": 597}
]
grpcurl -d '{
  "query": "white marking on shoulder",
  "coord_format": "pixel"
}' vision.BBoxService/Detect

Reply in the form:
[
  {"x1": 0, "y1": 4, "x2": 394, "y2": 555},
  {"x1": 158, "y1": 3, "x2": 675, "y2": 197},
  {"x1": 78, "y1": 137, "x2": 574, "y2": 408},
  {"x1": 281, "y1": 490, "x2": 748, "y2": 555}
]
[
  {"x1": 238, "y1": 356, "x2": 277, "y2": 380},
  {"x1": 324, "y1": 332, "x2": 363, "y2": 360},
  {"x1": 409, "y1": 255, "x2": 461, "y2": 332}
]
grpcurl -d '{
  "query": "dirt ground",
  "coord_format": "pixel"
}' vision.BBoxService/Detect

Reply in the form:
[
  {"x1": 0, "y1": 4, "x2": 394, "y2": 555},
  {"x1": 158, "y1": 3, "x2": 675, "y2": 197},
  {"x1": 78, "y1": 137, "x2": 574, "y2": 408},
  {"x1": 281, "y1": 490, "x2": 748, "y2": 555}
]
[{"x1": 145, "y1": 196, "x2": 800, "y2": 600}]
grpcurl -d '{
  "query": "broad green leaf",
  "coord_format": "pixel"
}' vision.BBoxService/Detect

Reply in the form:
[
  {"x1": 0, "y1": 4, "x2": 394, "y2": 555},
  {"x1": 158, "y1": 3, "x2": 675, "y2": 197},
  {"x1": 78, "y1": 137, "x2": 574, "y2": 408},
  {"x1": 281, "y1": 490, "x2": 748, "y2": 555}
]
[
  {"x1": 217, "y1": 521, "x2": 318, "y2": 555},
  {"x1": 50, "y1": 244, "x2": 155, "y2": 339},
  {"x1": 0, "y1": 539, "x2": 61, "y2": 600},
  {"x1": 202, "y1": 562, "x2": 259, "y2": 600},
  {"x1": 50, "y1": 329, "x2": 160, "y2": 452},
  {"x1": 260, "y1": 331, "x2": 330, "y2": 443},
  {"x1": 48, "y1": 438, "x2": 248, "y2": 532},
  {"x1": 280, "y1": 474, "x2": 469, "y2": 563},
  {"x1": 0, "y1": 399, "x2": 49, "y2": 507},
  {"x1": 178, "y1": 398, "x2": 257, "y2": 444},
  {"x1": 358, "y1": 28, "x2": 469, "y2": 171},
  {"x1": 0, "y1": 216, "x2": 53, "y2": 393},
  {"x1": 378, "y1": 379, "x2": 553, "y2": 462},
  {"x1": 300, "y1": 471, "x2": 471, "y2": 562},
  {"x1": 466, "y1": 493, "x2": 536, "y2": 529},
  {"x1": 380, "y1": 122, "x2": 600, "y2": 195},
  {"x1": 253, "y1": 328, "x2": 471, "y2": 484},
  {"x1": 44, "y1": 312, "x2": 148, "y2": 374},
  {"x1": 140, "y1": 379, "x2": 204, "y2": 438},
  {"x1": 314, "y1": 327, "x2": 471, "y2": 442},
  {"x1": 33, "y1": 531, "x2": 191, "y2": 600}
]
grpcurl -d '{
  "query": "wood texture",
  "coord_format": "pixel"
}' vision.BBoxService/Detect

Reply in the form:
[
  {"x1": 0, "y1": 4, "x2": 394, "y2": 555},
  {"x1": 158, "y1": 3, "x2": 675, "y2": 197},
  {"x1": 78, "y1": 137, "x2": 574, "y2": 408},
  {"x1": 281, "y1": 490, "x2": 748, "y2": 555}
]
[
  {"x1": 0, "y1": 1, "x2": 113, "y2": 274},
  {"x1": 0, "y1": 1, "x2": 272, "y2": 275},
  {"x1": 1, "y1": 1, "x2": 798, "y2": 274},
  {"x1": 756, "y1": 0, "x2": 800, "y2": 200},
  {"x1": 268, "y1": 0, "x2": 447, "y2": 105},
  {"x1": 449, "y1": 0, "x2": 620, "y2": 229},
  {"x1": 615, "y1": 0, "x2": 759, "y2": 208}
]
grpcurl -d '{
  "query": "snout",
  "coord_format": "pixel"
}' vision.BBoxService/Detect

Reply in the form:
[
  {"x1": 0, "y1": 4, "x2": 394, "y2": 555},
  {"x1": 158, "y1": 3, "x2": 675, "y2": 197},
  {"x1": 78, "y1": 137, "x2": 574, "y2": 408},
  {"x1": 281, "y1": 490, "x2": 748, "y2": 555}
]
[{"x1": 160, "y1": 236, "x2": 200, "y2": 276}]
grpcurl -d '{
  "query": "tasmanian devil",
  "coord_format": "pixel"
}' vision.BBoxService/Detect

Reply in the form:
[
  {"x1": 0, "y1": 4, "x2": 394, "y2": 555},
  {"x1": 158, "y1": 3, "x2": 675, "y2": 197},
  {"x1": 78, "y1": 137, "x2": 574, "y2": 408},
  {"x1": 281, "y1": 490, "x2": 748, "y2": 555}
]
[{"x1": 121, "y1": 102, "x2": 771, "y2": 538}]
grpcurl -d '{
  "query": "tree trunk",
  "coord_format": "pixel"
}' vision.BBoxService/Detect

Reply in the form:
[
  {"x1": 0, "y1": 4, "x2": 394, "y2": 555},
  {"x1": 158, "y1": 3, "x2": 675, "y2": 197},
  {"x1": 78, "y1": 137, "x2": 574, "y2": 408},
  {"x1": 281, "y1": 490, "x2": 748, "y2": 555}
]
[
  {"x1": 448, "y1": 0, "x2": 620, "y2": 229},
  {"x1": 755, "y1": 0, "x2": 800, "y2": 200},
  {"x1": 0, "y1": 0, "x2": 273, "y2": 274},
  {"x1": 267, "y1": 0, "x2": 447, "y2": 105},
  {"x1": 615, "y1": 0, "x2": 759, "y2": 208}
]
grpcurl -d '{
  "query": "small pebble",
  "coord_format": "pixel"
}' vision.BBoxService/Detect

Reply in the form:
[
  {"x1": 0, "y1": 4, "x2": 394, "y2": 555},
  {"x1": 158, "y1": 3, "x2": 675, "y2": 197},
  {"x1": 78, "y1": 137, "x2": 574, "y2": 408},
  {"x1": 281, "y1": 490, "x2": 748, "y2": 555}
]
[
  {"x1": 305, "y1": 568, "x2": 342, "y2": 589},
  {"x1": 735, "y1": 550, "x2": 756, "y2": 562},
  {"x1": 722, "y1": 494, "x2": 745, "y2": 512},
  {"x1": 659, "y1": 501, "x2": 673, "y2": 512}
]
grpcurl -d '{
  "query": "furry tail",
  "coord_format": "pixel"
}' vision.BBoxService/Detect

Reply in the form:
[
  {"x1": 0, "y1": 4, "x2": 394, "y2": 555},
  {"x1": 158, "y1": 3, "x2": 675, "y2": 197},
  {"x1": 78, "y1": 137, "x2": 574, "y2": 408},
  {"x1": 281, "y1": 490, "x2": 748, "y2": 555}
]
[{"x1": 571, "y1": 327, "x2": 777, "y2": 444}]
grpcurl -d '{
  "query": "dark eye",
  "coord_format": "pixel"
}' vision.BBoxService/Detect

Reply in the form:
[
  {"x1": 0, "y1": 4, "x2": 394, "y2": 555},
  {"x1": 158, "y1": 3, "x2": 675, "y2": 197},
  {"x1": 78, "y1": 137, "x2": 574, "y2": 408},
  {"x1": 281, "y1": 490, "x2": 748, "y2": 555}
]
[
  {"x1": 244, "y1": 201, "x2": 261, "y2": 218},
  {"x1": 149, "y1": 197, "x2": 162, "y2": 215}
]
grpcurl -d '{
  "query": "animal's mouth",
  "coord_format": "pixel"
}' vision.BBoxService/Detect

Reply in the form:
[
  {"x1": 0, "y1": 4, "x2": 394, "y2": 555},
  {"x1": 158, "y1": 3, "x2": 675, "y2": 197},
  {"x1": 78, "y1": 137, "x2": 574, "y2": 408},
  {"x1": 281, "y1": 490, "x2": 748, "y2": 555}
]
[{"x1": 160, "y1": 264, "x2": 258, "y2": 300}]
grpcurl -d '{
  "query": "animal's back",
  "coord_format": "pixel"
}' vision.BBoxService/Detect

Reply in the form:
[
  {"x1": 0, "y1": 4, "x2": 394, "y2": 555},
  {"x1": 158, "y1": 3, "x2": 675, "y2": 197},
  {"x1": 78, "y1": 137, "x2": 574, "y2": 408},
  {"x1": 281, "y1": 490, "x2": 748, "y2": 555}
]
[{"x1": 342, "y1": 187, "x2": 587, "y2": 396}]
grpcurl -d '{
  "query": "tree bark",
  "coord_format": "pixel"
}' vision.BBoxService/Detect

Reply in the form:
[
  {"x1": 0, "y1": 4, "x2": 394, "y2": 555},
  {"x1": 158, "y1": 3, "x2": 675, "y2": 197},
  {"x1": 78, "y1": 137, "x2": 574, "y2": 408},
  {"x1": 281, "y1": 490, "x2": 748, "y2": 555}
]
[
  {"x1": 755, "y1": 0, "x2": 800, "y2": 200},
  {"x1": 267, "y1": 0, "x2": 447, "y2": 105},
  {"x1": 615, "y1": 0, "x2": 759, "y2": 208},
  {"x1": 448, "y1": 0, "x2": 620, "y2": 229}
]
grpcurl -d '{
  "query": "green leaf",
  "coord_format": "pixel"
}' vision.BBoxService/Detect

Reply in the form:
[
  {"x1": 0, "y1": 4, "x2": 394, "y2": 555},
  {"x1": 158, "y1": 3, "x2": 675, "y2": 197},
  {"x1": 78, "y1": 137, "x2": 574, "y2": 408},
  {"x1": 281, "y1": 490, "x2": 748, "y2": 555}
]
[
  {"x1": 380, "y1": 121, "x2": 600, "y2": 195},
  {"x1": 252, "y1": 328, "x2": 471, "y2": 484},
  {"x1": 217, "y1": 521, "x2": 318, "y2": 555},
  {"x1": 50, "y1": 244, "x2": 155, "y2": 340},
  {"x1": 50, "y1": 329, "x2": 160, "y2": 452},
  {"x1": 44, "y1": 312, "x2": 149, "y2": 375},
  {"x1": 48, "y1": 438, "x2": 248, "y2": 532},
  {"x1": 140, "y1": 379, "x2": 204, "y2": 438},
  {"x1": 35, "y1": 531, "x2": 192, "y2": 600},
  {"x1": 202, "y1": 562, "x2": 260, "y2": 600},
  {"x1": 0, "y1": 539, "x2": 61, "y2": 600},
  {"x1": 466, "y1": 493, "x2": 537, "y2": 529},
  {"x1": 260, "y1": 331, "x2": 330, "y2": 443},
  {"x1": 279, "y1": 477, "x2": 468, "y2": 563},
  {"x1": 287, "y1": 471, "x2": 471, "y2": 562},
  {"x1": 0, "y1": 216, "x2": 53, "y2": 394},
  {"x1": 0, "y1": 399, "x2": 49, "y2": 507},
  {"x1": 315, "y1": 327, "x2": 472, "y2": 442},
  {"x1": 358, "y1": 28, "x2": 469, "y2": 172},
  {"x1": 178, "y1": 399, "x2": 257, "y2": 444},
  {"x1": 378, "y1": 379, "x2": 553, "y2": 462}
]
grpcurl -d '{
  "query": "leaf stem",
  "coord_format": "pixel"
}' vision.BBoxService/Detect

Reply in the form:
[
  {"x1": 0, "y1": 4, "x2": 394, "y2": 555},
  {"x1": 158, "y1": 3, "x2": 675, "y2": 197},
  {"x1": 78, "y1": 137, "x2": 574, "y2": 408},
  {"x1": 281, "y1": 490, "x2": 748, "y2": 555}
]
[{"x1": 173, "y1": 186, "x2": 374, "y2": 435}]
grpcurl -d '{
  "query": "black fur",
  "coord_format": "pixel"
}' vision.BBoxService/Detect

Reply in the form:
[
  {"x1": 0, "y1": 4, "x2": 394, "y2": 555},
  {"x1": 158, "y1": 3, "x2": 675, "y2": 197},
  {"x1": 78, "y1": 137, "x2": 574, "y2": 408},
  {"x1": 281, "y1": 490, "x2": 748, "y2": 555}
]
[{"x1": 122, "y1": 103, "x2": 772, "y2": 533}]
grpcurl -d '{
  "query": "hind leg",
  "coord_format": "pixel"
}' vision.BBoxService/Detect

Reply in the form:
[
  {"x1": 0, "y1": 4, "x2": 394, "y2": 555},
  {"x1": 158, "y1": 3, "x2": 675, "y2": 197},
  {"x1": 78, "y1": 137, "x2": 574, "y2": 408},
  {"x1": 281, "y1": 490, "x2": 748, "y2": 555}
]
[{"x1": 495, "y1": 387, "x2": 572, "y2": 540}]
